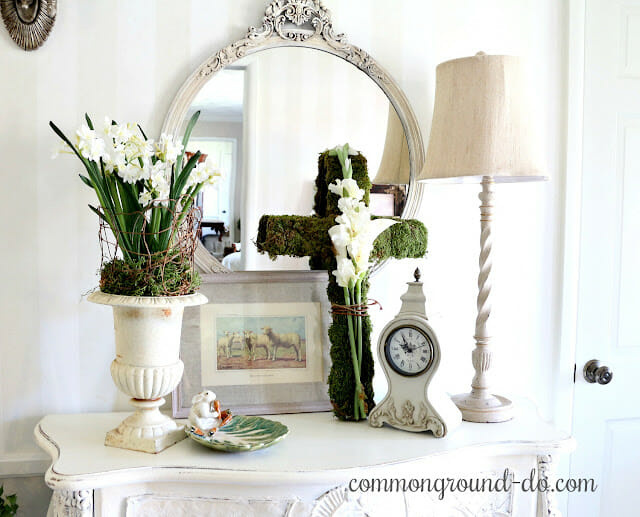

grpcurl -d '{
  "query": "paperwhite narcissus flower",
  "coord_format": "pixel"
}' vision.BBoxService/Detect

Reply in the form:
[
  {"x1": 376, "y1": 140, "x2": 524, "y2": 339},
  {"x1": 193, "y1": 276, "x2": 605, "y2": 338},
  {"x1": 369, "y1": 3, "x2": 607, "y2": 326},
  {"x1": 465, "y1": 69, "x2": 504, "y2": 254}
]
[
  {"x1": 111, "y1": 123, "x2": 134, "y2": 145},
  {"x1": 138, "y1": 190, "x2": 153, "y2": 206},
  {"x1": 76, "y1": 124, "x2": 107, "y2": 163},
  {"x1": 333, "y1": 256, "x2": 358, "y2": 288},
  {"x1": 328, "y1": 178, "x2": 364, "y2": 201},
  {"x1": 186, "y1": 157, "x2": 222, "y2": 188},
  {"x1": 149, "y1": 161, "x2": 168, "y2": 185},
  {"x1": 51, "y1": 141, "x2": 72, "y2": 159},
  {"x1": 157, "y1": 133, "x2": 183, "y2": 163},
  {"x1": 118, "y1": 162, "x2": 147, "y2": 184},
  {"x1": 154, "y1": 180, "x2": 170, "y2": 206}
]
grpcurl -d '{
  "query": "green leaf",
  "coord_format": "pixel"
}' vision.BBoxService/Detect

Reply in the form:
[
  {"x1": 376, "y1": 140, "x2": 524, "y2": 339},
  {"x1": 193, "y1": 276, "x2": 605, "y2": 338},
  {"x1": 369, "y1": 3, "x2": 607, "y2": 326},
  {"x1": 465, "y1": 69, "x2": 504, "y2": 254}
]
[
  {"x1": 79, "y1": 174, "x2": 93, "y2": 188},
  {"x1": 137, "y1": 123, "x2": 148, "y2": 140},
  {"x1": 172, "y1": 150, "x2": 200, "y2": 200},
  {"x1": 85, "y1": 113, "x2": 94, "y2": 130},
  {"x1": 88, "y1": 204, "x2": 107, "y2": 222},
  {"x1": 49, "y1": 121, "x2": 89, "y2": 168},
  {"x1": 174, "y1": 110, "x2": 200, "y2": 174}
]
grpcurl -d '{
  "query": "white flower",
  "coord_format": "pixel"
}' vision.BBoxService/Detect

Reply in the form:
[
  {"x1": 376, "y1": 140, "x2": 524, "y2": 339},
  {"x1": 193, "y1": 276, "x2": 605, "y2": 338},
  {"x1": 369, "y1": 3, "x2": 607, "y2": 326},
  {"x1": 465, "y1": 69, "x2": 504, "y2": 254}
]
[
  {"x1": 328, "y1": 223, "x2": 350, "y2": 257},
  {"x1": 156, "y1": 133, "x2": 183, "y2": 163},
  {"x1": 112, "y1": 123, "x2": 134, "y2": 145},
  {"x1": 335, "y1": 201, "x2": 372, "y2": 237},
  {"x1": 153, "y1": 179, "x2": 170, "y2": 206},
  {"x1": 348, "y1": 235, "x2": 374, "y2": 273},
  {"x1": 51, "y1": 141, "x2": 72, "y2": 159},
  {"x1": 352, "y1": 218, "x2": 399, "y2": 273},
  {"x1": 330, "y1": 206, "x2": 399, "y2": 277},
  {"x1": 337, "y1": 197, "x2": 362, "y2": 217},
  {"x1": 204, "y1": 166, "x2": 222, "y2": 186},
  {"x1": 367, "y1": 217, "x2": 400, "y2": 238},
  {"x1": 117, "y1": 162, "x2": 146, "y2": 184},
  {"x1": 102, "y1": 152, "x2": 114, "y2": 172},
  {"x1": 112, "y1": 146, "x2": 127, "y2": 171},
  {"x1": 141, "y1": 139, "x2": 155, "y2": 160},
  {"x1": 185, "y1": 157, "x2": 222, "y2": 188},
  {"x1": 103, "y1": 116, "x2": 114, "y2": 135},
  {"x1": 149, "y1": 161, "x2": 168, "y2": 186},
  {"x1": 333, "y1": 256, "x2": 357, "y2": 288},
  {"x1": 76, "y1": 124, "x2": 106, "y2": 162},
  {"x1": 328, "y1": 178, "x2": 364, "y2": 200},
  {"x1": 76, "y1": 124, "x2": 94, "y2": 144},
  {"x1": 138, "y1": 190, "x2": 153, "y2": 206}
]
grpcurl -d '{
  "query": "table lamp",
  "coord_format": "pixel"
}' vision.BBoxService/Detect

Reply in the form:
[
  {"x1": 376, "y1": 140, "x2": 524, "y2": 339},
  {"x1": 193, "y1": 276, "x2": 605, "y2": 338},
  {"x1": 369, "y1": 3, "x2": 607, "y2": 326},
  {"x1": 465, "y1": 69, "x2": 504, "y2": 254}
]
[
  {"x1": 418, "y1": 52, "x2": 546, "y2": 422},
  {"x1": 373, "y1": 104, "x2": 411, "y2": 185}
]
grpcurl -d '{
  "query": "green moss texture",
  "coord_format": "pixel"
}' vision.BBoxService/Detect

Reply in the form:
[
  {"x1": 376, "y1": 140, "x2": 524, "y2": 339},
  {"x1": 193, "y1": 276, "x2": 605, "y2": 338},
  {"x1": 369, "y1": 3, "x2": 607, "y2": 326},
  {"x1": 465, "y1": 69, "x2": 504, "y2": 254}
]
[{"x1": 100, "y1": 257, "x2": 201, "y2": 297}]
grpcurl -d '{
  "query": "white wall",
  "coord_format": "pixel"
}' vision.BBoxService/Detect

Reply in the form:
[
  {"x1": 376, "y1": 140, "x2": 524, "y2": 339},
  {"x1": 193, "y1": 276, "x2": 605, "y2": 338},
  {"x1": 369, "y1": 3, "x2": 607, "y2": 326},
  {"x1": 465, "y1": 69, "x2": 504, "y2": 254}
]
[{"x1": 0, "y1": 0, "x2": 567, "y2": 500}]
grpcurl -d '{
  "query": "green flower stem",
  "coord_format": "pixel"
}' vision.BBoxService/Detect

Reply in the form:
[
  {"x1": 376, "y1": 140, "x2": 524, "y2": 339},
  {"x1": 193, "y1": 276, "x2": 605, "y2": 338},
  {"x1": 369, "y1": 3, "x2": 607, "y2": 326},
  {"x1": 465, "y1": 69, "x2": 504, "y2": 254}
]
[
  {"x1": 149, "y1": 205, "x2": 162, "y2": 251},
  {"x1": 172, "y1": 183, "x2": 204, "y2": 246},
  {"x1": 355, "y1": 279, "x2": 363, "y2": 372},
  {"x1": 344, "y1": 286, "x2": 365, "y2": 420},
  {"x1": 101, "y1": 173, "x2": 133, "y2": 262}
]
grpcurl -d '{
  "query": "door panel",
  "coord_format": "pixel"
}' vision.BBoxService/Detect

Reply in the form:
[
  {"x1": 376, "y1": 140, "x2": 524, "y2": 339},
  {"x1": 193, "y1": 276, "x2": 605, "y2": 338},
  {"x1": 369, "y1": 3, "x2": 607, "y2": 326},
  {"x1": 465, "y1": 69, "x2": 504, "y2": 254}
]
[{"x1": 569, "y1": 0, "x2": 640, "y2": 516}]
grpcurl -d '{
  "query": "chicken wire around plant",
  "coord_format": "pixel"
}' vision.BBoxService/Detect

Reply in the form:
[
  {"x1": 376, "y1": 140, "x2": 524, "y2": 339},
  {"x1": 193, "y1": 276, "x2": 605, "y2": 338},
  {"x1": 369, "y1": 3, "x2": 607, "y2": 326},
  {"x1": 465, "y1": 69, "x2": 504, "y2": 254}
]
[{"x1": 98, "y1": 201, "x2": 202, "y2": 296}]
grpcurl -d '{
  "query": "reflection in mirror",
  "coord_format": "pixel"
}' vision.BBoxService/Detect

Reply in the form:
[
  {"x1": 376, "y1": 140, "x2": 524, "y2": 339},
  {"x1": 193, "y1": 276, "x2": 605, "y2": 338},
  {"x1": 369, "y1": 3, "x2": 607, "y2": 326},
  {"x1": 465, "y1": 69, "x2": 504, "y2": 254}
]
[{"x1": 181, "y1": 47, "x2": 409, "y2": 272}]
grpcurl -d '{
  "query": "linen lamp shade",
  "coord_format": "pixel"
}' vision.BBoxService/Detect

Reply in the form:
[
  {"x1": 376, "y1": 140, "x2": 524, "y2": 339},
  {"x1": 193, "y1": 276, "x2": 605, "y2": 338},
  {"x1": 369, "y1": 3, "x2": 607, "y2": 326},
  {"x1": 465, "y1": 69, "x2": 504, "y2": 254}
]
[
  {"x1": 373, "y1": 104, "x2": 411, "y2": 184},
  {"x1": 419, "y1": 53, "x2": 546, "y2": 183}
]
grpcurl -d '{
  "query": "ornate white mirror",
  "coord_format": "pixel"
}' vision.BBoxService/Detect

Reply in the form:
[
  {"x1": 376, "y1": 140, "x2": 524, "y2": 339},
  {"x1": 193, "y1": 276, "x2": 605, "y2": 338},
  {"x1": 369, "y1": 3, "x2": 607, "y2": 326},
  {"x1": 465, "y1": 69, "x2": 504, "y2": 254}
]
[{"x1": 162, "y1": 0, "x2": 425, "y2": 273}]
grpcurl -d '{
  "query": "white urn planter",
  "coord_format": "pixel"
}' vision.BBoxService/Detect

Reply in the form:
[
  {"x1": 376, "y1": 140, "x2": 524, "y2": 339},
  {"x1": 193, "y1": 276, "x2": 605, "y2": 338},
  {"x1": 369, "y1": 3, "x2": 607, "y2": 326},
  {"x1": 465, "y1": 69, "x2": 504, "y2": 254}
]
[{"x1": 88, "y1": 291, "x2": 207, "y2": 453}]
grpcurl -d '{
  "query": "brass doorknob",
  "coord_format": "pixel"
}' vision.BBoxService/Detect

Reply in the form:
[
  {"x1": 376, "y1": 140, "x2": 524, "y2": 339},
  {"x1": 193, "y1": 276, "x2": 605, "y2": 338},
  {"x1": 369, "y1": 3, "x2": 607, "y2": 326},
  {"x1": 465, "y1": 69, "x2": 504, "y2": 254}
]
[{"x1": 583, "y1": 360, "x2": 613, "y2": 385}]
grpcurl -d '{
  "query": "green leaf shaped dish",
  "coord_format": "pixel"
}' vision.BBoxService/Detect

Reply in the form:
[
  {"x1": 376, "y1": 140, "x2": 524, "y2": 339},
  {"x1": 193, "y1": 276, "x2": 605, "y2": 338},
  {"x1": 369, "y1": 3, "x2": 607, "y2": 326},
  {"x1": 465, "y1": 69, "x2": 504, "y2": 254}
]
[{"x1": 185, "y1": 415, "x2": 289, "y2": 452}]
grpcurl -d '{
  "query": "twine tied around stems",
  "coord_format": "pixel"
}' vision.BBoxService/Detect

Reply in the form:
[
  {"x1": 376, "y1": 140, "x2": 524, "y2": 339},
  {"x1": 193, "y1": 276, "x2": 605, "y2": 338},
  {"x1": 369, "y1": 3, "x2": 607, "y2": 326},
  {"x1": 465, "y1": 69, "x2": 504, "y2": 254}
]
[{"x1": 330, "y1": 299, "x2": 382, "y2": 317}]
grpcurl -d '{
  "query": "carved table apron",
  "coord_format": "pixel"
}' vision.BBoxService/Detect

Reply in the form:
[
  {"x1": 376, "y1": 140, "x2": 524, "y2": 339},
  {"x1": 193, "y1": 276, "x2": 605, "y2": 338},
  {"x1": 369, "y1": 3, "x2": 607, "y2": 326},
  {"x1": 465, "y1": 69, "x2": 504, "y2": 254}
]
[{"x1": 35, "y1": 399, "x2": 574, "y2": 517}]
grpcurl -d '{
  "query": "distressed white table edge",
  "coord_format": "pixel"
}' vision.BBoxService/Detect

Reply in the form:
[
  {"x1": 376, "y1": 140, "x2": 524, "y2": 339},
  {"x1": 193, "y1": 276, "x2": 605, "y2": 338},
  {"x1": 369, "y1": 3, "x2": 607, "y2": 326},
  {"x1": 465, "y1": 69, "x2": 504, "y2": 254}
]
[{"x1": 35, "y1": 399, "x2": 576, "y2": 517}]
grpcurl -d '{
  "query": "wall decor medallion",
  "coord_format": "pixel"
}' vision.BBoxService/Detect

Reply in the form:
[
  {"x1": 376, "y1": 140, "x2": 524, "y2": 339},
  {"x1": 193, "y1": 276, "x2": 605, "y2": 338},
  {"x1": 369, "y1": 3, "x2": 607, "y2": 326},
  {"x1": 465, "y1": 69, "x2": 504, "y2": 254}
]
[{"x1": 1, "y1": 0, "x2": 57, "y2": 51}]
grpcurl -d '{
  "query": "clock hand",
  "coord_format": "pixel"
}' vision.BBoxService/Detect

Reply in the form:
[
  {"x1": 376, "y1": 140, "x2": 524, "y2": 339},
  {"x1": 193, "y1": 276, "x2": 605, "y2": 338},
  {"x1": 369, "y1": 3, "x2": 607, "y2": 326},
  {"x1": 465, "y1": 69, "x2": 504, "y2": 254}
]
[{"x1": 398, "y1": 334, "x2": 410, "y2": 352}]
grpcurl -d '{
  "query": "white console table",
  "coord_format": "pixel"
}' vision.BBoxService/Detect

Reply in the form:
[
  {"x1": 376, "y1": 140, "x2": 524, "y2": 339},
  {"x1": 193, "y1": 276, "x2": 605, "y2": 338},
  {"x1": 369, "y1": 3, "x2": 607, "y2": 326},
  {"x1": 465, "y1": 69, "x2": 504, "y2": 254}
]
[{"x1": 35, "y1": 400, "x2": 574, "y2": 517}]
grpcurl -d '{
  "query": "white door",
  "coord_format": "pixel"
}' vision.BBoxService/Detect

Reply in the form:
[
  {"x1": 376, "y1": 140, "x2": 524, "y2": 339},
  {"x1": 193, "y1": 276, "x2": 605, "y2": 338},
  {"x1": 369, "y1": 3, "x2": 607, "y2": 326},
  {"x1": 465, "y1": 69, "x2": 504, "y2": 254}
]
[
  {"x1": 569, "y1": 0, "x2": 640, "y2": 515},
  {"x1": 191, "y1": 138, "x2": 236, "y2": 231}
]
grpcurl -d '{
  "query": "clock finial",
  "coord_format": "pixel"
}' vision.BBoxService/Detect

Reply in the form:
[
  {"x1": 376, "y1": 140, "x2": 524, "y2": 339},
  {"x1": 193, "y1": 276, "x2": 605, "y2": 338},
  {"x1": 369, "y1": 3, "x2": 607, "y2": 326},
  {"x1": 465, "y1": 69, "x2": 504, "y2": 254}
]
[{"x1": 414, "y1": 268, "x2": 421, "y2": 282}]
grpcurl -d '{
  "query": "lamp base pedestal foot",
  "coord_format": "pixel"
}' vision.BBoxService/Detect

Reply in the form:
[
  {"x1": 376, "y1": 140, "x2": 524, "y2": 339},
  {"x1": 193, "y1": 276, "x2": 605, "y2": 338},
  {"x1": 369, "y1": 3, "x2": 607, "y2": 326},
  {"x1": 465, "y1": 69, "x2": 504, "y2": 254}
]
[{"x1": 452, "y1": 393, "x2": 513, "y2": 423}]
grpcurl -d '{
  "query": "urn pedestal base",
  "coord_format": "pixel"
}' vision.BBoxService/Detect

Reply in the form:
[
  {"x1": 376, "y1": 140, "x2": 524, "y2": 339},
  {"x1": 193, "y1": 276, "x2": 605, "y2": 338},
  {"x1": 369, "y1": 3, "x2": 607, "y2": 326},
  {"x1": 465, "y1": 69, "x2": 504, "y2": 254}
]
[
  {"x1": 105, "y1": 397, "x2": 186, "y2": 454},
  {"x1": 87, "y1": 291, "x2": 208, "y2": 454}
]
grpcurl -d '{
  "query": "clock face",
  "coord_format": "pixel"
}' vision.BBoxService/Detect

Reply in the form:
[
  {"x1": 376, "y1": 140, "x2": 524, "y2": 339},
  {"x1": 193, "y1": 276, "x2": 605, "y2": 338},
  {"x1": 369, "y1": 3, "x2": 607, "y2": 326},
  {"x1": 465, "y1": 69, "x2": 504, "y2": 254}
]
[{"x1": 384, "y1": 325, "x2": 434, "y2": 376}]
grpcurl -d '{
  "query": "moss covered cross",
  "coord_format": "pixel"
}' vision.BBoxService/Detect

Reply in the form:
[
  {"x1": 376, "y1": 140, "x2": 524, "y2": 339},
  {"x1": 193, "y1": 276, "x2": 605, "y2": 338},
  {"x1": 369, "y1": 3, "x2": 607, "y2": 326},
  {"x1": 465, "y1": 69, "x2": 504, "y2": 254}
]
[{"x1": 256, "y1": 150, "x2": 427, "y2": 420}]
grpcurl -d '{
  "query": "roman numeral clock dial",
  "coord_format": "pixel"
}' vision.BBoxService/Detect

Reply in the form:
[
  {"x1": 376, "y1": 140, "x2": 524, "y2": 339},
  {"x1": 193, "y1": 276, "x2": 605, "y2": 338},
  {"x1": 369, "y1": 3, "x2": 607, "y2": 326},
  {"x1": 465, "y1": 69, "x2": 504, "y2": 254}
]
[
  {"x1": 369, "y1": 269, "x2": 462, "y2": 437},
  {"x1": 385, "y1": 326, "x2": 433, "y2": 376}
]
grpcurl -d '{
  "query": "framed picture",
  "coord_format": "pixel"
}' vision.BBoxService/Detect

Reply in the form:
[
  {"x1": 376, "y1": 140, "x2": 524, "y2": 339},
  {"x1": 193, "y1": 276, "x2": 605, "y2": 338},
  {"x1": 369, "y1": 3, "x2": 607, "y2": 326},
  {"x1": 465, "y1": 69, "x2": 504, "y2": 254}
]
[
  {"x1": 173, "y1": 270, "x2": 332, "y2": 417},
  {"x1": 370, "y1": 184, "x2": 407, "y2": 216}
]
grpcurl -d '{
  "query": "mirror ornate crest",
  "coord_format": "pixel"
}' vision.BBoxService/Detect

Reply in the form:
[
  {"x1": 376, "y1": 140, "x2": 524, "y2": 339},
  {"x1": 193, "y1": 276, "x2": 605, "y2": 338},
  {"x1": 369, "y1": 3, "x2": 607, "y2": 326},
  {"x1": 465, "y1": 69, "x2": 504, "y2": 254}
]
[{"x1": 163, "y1": 0, "x2": 425, "y2": 274}]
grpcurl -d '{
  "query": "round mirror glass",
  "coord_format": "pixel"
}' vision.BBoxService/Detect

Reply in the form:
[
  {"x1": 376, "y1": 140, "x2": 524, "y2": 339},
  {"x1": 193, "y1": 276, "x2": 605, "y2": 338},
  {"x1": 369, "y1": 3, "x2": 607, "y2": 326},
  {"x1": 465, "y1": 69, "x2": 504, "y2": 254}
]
[{"x1": 178, "y1": 47, "x2": 409, "y2": 271}]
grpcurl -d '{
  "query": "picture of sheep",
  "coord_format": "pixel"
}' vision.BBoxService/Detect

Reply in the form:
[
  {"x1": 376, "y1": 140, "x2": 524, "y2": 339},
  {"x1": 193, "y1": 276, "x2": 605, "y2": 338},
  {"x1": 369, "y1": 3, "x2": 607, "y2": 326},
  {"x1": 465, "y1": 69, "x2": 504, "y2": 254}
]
[
  {"x1": 262, "y1": 326, "x2": 302, "y2": 361},
  {"x1": 215, "y1": 316, "x2": 307, "y2": 371}
]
